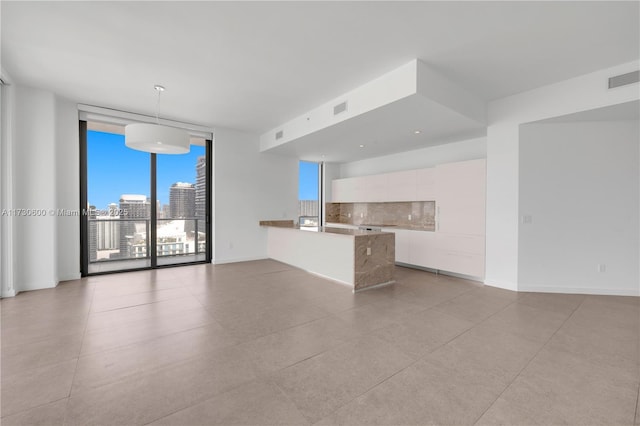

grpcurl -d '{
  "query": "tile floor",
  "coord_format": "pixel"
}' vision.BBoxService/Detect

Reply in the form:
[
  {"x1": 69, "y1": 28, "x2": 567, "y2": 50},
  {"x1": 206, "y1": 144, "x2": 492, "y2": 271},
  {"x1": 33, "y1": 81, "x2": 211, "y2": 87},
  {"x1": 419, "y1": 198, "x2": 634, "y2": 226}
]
[{"x1": 1, "y1": 259, "x2": 639, "y2": 425}]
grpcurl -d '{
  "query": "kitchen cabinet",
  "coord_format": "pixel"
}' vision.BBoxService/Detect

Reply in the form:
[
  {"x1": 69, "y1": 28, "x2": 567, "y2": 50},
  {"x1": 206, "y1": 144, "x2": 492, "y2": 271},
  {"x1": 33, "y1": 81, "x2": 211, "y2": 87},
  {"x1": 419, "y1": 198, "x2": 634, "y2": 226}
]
[
  {"x1": 332, "y1": 177, "x2": 357, "y2": 202},
  {"x1": 331, "y1": 159, "x2": 486, "y2": 279},
  {"x1": 362, "y1": 173, "x2": 389, "y2": 202},
  {"x1": 331, "y1": 168, "x2": 436, "y2": 203},
  {"x1": 409, "y1": 231, "x2": 438, "y2": 269},
  {"x1": 435, "y1": 159, "x2": 486, "y2": 235},
  {"x1": 386, "y1": 170, "x2": 417, "y2": 202},
  {"x1": 436, "y1": 250, "x2": 485, "y2": 277},
  {"x1": 415, "y1": 168, "x2": 436, "y2": 201},
  {"x1": 382, "y1": 228, "x2": 411, "y2": 263}
]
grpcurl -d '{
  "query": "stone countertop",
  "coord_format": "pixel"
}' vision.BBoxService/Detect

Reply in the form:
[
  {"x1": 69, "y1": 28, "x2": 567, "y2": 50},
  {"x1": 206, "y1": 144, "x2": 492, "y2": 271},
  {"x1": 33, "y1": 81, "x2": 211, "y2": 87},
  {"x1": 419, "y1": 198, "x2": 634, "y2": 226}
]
[
  {"x1": 326, "y1": 222, "x2": 435, "y2": 232},
  {"x1": 259, "y1": 220, "x2": 295, "y2": 228},
  {"x1": 261, "y1": 222, "x2": 393, "y2": 237},
  {"x1": 308, "y1": 226, "x2": 394, "y2": 237}
]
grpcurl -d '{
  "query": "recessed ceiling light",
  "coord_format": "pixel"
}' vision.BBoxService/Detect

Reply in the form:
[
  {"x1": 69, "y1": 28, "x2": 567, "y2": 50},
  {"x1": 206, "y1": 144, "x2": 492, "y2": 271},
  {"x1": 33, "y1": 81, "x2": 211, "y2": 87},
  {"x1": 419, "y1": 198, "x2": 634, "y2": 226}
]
[
  {"x1": 359, "y1": 144, "x2": 365, "y2": 148},
  {"x1": 414, "y1": 130, "x2": 421, "y2": 134}
]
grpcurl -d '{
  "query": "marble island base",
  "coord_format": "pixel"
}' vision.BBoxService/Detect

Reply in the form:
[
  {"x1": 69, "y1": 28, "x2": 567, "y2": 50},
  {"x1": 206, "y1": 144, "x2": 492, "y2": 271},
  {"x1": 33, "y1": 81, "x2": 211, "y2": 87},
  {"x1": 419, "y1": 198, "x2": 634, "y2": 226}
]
[{"x1": 264, "y1": 225, "x2": 395, "y2": 291}]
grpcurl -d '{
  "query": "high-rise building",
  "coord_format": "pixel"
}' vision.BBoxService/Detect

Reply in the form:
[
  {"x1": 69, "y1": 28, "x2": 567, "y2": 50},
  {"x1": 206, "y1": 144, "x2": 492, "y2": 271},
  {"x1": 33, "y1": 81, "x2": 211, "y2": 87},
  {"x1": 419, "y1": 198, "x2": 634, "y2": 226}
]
[
  {"x1": 118, "y1": 194, "x2": 151, "y2": 258},
  {"x1": 96, "y1": 203, "x2": 120, "y2": 252},
  {"x1": 195, "y1": 156, "x2": 206, "y2": 219},
  {"x1": 169, "y1": 182, "x2": 195, "y2": 219}
]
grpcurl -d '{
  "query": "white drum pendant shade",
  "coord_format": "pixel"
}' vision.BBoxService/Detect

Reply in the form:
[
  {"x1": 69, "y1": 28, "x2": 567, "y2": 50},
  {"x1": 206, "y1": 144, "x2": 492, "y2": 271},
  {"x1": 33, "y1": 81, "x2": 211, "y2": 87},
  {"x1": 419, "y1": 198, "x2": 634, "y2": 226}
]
[{"x1": 125, "y1": 123, "x2": 190, "y2": 154}]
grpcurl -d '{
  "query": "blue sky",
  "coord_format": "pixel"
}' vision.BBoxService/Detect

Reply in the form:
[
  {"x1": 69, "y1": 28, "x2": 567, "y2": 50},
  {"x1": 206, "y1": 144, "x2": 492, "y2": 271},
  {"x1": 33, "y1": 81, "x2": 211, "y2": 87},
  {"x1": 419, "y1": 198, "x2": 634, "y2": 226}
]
[
  {"x1": 299, "y1": 161, "x2": 319, "y2": 200},
  {"x1": 87, "y1": 131, "x2": 204, "y2": 210},
  {"x1": 88, "y1": 131, "x2": 319, "y2": 209}
]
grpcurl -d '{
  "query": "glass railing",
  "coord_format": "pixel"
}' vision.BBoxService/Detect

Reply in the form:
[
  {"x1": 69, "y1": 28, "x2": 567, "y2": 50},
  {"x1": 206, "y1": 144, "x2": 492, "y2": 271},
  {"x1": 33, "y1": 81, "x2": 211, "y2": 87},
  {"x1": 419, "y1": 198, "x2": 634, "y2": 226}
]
[{"x1": 88, "y1": 217, "x2": 207, "y2": 264}]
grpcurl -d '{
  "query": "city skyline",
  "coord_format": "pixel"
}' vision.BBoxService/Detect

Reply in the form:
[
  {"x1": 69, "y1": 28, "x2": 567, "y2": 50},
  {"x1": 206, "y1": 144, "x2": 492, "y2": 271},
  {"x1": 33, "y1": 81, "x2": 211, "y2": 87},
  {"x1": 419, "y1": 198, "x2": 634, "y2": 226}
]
[{"x1": 88, "y1": 131, "x2": 321, "y2": 213}]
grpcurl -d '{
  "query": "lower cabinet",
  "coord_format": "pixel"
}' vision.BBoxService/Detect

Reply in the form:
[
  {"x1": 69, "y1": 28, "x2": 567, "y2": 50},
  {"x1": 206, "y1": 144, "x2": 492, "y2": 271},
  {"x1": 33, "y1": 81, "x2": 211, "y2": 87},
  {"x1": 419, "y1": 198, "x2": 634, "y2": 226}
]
[
  {"x1": 435, "y1": 250, "x2": 485, "y2": 278},
  {"x1": 385, "y1": 228, "x2": 485, "y2": 278},
  {"x1": 392, "y1": 229, "x2": 411, "y2": 264},
  {"x1": 409, "y1": 231, "x2": 438, "y2": 269}
]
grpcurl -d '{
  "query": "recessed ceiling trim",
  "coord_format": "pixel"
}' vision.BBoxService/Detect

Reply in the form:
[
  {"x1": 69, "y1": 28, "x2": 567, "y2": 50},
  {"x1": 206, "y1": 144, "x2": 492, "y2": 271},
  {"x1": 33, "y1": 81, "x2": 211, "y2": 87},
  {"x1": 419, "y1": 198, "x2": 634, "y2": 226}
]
[{"x1": 78, "y1": 104, "x2": 214, "y2": 140}]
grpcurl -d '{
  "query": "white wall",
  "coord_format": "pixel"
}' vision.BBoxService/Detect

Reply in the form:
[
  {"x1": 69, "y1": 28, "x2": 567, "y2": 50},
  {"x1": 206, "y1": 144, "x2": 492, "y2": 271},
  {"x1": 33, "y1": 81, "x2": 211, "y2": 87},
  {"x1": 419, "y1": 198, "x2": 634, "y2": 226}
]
[
  {"x1": 214, "y1": 127, "x2": 298, "y2": 264},
  {"x1": 518, "y1": 120, "x2": 639, "y2": 296},
  {"x1": 55, "y1": 96, "x2": 80, "y2": 281},
  {"x1": 13, "y1": 86, "x2": 58, "y2": 291},
  {"x1": 338, "y1": 137, "x2": 487, "y2": 178},
  {"x1": 485, "y1": 60, "x2": 640, "y2": 292}
]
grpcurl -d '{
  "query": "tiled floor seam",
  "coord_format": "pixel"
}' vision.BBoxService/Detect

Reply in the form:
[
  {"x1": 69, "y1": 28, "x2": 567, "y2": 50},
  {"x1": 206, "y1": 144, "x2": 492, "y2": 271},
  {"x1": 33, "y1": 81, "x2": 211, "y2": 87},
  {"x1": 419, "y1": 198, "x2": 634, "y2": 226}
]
[
  {"x1": 138, "y1": 377, "x2": 270, "y2": 426},
  {"x1": 470, "y1": 293, "x2": 586, "y2": 425},
  {"x1": 634, "y1": 380, "x2": 640, "y2": 425},
  {"x1": 0, "y1": 396, "x2": 69, "y2": 421},
  {"x1": 64, "y1": 284, "x2": 97, "y2": 426},
  {"x1": 89, "y1": 294, "x2": 196, "y2": 314},
  {"x1": 297, "y1": 349, "x2": 427, "y2": 425}
]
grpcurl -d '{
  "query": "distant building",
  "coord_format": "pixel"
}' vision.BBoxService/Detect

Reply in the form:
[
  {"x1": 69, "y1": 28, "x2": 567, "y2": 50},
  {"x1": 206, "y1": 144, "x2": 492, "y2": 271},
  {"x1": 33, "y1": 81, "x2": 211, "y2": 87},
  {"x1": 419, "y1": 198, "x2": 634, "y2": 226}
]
[
  {"x1": 195, "y1": 156, "x2": 206, "y2": 219},
  {"x1": 160, "y1": 204, "x2": 170, "y2": 220},
  {"x1": 298, "y1": 200, "x2": 319, "y2": 217},
  {"x1": 119, "y1": 194, "x2": 151, "y2": 258},
  {"x1": 169, "y1": 182, "x2": 195, "y2": 219},
  {"x1": 96, "y1": 203, "x2": 120, "y2": 251},
  {"x1": 298, "y1": 200, "x2": 319, "y2": 227}
]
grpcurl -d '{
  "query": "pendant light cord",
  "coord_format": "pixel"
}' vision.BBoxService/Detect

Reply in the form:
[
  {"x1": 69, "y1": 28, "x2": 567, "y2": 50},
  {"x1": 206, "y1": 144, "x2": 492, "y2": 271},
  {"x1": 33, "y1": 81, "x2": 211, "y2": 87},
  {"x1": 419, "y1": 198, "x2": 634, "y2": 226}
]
[
  {"x1": 154, "y1": 84, "x2": 165, "y2": 125},
  {"x1": 156, "y1": 89, "x2": 161, "y2": 125}
]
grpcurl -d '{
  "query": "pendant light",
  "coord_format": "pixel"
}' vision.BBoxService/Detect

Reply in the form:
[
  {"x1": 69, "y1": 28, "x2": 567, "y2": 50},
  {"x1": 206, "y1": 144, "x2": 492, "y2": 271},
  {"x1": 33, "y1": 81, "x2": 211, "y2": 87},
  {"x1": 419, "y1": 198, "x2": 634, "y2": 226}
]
[{"x1": 125, "y1": 85, "x2": 190, "y2": 154}]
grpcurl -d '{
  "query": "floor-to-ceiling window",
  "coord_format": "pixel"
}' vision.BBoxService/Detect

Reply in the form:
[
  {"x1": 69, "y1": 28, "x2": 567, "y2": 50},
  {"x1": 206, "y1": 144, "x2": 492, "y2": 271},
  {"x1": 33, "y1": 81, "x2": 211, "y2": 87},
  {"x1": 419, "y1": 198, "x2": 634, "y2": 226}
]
[
  {"x1": 298, "y1": 161, "x2": 321, "y2": 228},
  {"x1": 80, "y1": 121, "x2": 211, "y2": 275}
]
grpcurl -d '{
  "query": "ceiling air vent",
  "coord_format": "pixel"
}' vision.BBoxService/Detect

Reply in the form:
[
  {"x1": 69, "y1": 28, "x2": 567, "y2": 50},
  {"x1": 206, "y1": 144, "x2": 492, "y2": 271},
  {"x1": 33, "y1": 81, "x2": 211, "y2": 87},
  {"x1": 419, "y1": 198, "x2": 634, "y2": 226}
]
[
  {"x1": 608, "y1": 70, "x2": 639, "y2": 89},
  {"x1": 333, "y1": 101, "x2": 348, "y2": 116},
  {"x1": 275, "y1": 130, "x2": 284, "y2": 140}
]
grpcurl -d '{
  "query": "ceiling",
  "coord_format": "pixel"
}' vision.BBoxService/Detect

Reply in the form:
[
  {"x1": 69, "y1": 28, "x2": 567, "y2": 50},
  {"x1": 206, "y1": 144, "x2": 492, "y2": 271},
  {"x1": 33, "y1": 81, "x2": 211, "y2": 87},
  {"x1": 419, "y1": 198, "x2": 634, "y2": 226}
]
[
  {"x1": 532, "y1": 100, "x2": 640, "y2": 124},
  {"x1": 266, "y1": 92, "x2": 487, "y2": 163},
  {"x1": 2, "y1": 1, "x2": 638, "y2": 156}
]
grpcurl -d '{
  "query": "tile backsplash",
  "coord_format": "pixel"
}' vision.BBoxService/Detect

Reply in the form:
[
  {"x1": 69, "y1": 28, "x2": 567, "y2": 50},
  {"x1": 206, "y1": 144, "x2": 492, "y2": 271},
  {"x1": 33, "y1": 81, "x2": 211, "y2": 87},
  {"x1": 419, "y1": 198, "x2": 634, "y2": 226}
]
[{"x1": 326, "y1": 201, "x2": 435, "y2": 231}]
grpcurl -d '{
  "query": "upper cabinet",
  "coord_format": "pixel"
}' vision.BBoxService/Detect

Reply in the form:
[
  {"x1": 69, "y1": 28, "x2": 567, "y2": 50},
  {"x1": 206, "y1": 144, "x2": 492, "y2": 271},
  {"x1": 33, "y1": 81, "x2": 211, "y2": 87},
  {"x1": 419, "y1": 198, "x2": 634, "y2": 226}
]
[
  {"x1": 415, "y1": 168, "x2": 436, "y2": 201},
  {"x1": 386, "y1": 170, "x2": 416, "y2": 202},
  {"x1": 331, "y1": 167, "x2": 436, "y2": 203},
  {"x1": 435, "y1": 159, "x2": 486, "y2": 235},
  {"x1": 332, "y1": 178, "x2": 357, "y2": 202}
]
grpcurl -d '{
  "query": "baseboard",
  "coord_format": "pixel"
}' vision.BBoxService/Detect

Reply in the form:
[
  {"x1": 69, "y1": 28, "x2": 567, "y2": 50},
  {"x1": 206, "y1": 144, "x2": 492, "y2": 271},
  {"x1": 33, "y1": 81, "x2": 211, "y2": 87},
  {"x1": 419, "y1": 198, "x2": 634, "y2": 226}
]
[
  {"x1": 212, "y1": 256, "x2": 269, "y2": 265},
  {"x1": 58, "y1": 273, "x2": 81, "y2": 283},
  {"x1": 517, "y1": 284, "x2": 640, "y2": 297},
  {"x1": 1, "y1": 288, "x2": 16, "y2": 298},
  {"x1": 483, "y1": 279, "x2": 518, "y2": 292},
  {"x1": 19, "y1": 280, "x2": 57, "y2": 293},
  {"x1": 396, "y1": 262, "x2": 484, "y2": 283}
]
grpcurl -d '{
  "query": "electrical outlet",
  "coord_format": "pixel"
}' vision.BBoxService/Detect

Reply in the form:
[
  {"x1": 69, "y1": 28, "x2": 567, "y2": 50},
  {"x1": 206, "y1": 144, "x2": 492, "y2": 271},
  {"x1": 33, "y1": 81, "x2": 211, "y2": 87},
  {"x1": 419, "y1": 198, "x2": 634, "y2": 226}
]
[
  {"x1": 366, "y1": 247, "x2": 371, "y2": 256},
  {"x1": 408, "y1": 214, "x2": 412, "y2": 221},
  {"x1": 348, "y1": 213, "x2": 351, "y2": 218},
  {"x1": 597, "y1": 264, "x2": 606, "y2": 273},
  {"x1": 360, "y1": 212, "x2": 364, "y2": 218},
  {"x1": 522, "y1": 215, "x2": 533, "y2": 224},
  {"x1": 228, "y1": 242, "x2": 233, "y2": 249}
]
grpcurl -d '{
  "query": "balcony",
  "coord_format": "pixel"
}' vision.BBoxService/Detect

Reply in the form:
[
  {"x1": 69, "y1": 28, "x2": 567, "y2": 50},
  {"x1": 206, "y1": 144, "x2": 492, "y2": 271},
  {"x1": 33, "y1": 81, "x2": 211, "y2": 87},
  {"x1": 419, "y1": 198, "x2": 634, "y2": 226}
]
[{"x1": 88, "y1": 218, "x2": 207, "y2": 274}]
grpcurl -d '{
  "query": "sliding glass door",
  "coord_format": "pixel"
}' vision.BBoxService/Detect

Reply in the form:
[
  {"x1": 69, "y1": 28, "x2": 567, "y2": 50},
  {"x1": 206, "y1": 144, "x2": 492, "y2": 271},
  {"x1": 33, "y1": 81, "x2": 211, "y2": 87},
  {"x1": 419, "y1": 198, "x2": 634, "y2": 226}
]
[
  {"x1": 81, "y1": 121, "x2": 211, "y2": 275},
  {"x1": 156, "y1": 144, "x2": 208, "y2": 266}
]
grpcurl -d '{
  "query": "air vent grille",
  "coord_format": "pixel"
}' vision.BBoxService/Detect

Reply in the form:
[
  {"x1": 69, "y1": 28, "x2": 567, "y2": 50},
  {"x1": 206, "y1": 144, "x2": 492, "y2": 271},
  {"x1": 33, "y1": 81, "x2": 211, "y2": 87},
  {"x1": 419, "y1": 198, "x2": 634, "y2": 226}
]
[
  {"x1": 333, "y1": 101, "x2": 348, "y2": 115},
  {"x1": 275, "y1": 130, "x2": 284, "y2": 140},
  {"x1": 608, "y1": 70, "x2": 639, "y2": 89}
]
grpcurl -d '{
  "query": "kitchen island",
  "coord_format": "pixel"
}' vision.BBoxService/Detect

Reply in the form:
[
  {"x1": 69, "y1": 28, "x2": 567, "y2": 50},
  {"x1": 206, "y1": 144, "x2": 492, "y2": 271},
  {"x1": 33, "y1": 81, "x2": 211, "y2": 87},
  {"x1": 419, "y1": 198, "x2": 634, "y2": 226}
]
[{"x1": 261, "y1": 223, "x2": 395, "y2": 292}]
